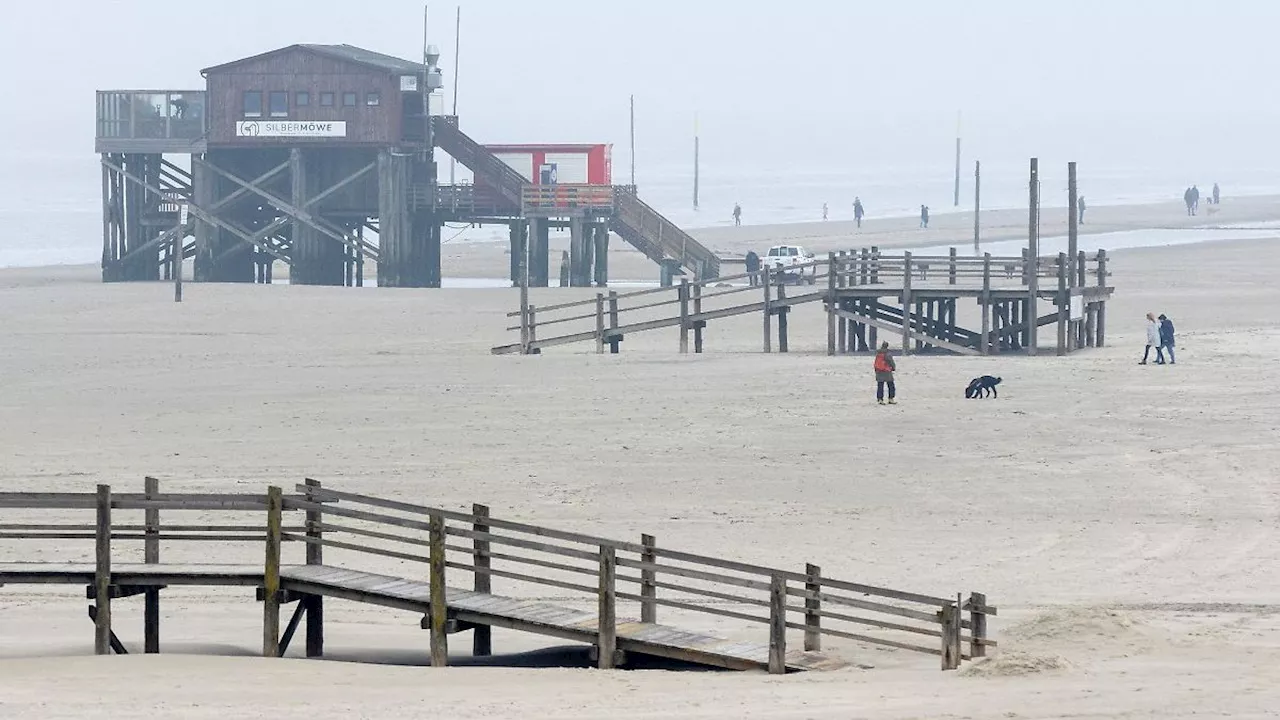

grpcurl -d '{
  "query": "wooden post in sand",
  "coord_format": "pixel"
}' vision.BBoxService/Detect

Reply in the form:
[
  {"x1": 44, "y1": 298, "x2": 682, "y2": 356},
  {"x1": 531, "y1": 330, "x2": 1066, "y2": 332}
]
[
  {"x1": 761, "y1": 266, "x2": 772, "y2": 353},
  {"x1": 94, "y1": 484, "x2": 113, "y2": 656},
  {"x1": 967, "y1": 591, "x2": 989, "y2": 659},
  {"x1": 692, "y1": 283, "x2": 705, "y2": 354},
  {"x1": 595, "y1": 293, "x2": 606, "y2": 354},
  {"x1": 826, "y1": 252, "x2": 837, "y2": 356},
  {"x1": 640, "y1": 534, "x2": 657, "y2": 623},
  {"x1": 768, "y1": 574, "x2": 787, "y2": 674},
  {"x1": 901, "y1": 252, "x2": 914, "y2": 355},
  {"x1": 597, "y1": 545, "x2": 618, "y2": 669},
  {"x1": 804, "y1": 563, "x2": 821, "y2": 652},
  {"x1": 607, "y1": 291, "x2": 621, "y2": 354},
  {"x1": 981, "y1": 253, "x2": 992, "y2": 355},
  {"x1": 472, "y1": 504, "x2": 492, "y2": 657},
  {"x1": 262, "y1": 485, "x2": 283, "y2": 658},
  {"x1": 143, "y1": 476, "x2": 161, "y2": 653},
  {"x1": 303, "y1": 478, "x2": 324, "y2": 658},
  {"x1": 1027, "y1": 157, "x2": 1040, "y2": 356},
  {"x1": 679, "y1": 278, "x2": 690, "y2": 354},
  {"x1": 776, "y1": 284, "x2": 789, "y2": 353},
  {"x1": 1056, "y1": 252, "x2": 1069, "y2": 356},
  {"x1": 429, "y1": 513, "x2": 449, "y2": 666},
  {"x1": 1095, "y1": 250, "x2": 1108, "y2": 347}
]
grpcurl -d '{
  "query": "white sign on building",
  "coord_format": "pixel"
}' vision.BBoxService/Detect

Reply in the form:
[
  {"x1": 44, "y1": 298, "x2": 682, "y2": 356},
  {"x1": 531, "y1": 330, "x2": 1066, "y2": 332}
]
[{"x1": 235, "y1": 121, "x2": 348, "y2": 138}]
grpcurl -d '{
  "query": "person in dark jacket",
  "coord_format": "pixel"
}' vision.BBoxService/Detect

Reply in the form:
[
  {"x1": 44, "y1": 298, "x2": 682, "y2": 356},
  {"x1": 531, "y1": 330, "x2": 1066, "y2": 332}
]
[
  {"x1": 744, "y1": 250, "x2": 761, "y2": 287},
  {"x1": 1078, "y1": 196, "x2": 1086, "y2": 224},
  {"x1": 873, "y1": 341, "x2": 897, "y2": 405},
  {"x1": 1158, "y1": 314, "x2": 1176, "y2": 364}
]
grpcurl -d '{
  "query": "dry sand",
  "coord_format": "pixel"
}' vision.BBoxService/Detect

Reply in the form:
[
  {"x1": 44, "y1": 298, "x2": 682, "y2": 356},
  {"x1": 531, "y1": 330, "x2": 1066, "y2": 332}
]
[{"x1": 3, "y1": 229, "x2": 1280, "y2": 718}]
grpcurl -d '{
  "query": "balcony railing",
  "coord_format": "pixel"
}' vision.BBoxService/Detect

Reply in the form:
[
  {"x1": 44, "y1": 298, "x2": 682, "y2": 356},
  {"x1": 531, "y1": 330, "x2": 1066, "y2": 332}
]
[{"x1": 96, "y1": 90, "x2": 207, "y2": 151}]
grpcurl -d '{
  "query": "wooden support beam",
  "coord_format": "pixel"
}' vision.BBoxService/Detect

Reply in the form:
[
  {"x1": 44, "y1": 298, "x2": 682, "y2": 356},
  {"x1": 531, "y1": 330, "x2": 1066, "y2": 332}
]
[
  {"x1": 277, "y1": 601, "x2": 307, "y2": 657},
  {"x1": 768, "y1": 574, "x2": 787, "y2": 674},
  {"x1": 640, "y1": 534, "x2": 657, "y2": 624},
  {"x1": 429, "y1": 513, "x2": 449, "y2": 667},
  {"x1": 86, "y1": 605, "x2": 127, "y2": 655},
  {"x1": 143, "y1": 476, "x2": 160, "y2": 653},
  {"x1": 804, "y1": 563, "x2": 821, "y2": 652},
  {"x1": 262, "y1": 486, "x2": 283, "y2": 658},
  {"x1": 471, "y1": 503, "x2": 492, "y2": 657},
  {"x1": 303, "y1": 478, "x2": 324, "y2": 658},
  {"x1": 597, "y1": 545, "x2": 618, "y2": 669},
  {"x1": 94, "y1": 484, "x2": 112, "y2": 656},
  {"x1": 1057, "y1": 251, "x2": 1069, "y2": 356}
]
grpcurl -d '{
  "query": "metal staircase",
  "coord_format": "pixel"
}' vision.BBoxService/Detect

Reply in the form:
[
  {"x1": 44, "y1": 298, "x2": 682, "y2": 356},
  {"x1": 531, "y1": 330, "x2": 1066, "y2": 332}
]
[{"x1": 431, "y1": 116, "x2": 720, "y2": 279}]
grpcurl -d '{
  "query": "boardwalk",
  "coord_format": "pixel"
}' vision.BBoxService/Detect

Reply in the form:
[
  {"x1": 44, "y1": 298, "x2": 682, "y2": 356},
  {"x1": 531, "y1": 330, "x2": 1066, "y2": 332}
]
[{"x1": 0, "y1": 479, "x2": 995, "y2": 673}]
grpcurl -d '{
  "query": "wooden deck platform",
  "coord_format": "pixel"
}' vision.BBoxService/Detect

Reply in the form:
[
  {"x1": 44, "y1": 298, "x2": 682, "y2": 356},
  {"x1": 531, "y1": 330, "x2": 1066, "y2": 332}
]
[{"x1": 0, "y1": 562, "x2": 841, "y2": 672}]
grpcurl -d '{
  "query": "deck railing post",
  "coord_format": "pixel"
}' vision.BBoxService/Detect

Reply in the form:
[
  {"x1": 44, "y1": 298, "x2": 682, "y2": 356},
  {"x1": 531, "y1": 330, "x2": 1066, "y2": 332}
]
[
  {"x1": 1095, "y1": 250, "x2": 1108, "y2": 347},
  {"x1": 949, "y1": 246, "x2": 957, "y2": 285},
  {"x1": 143, "y1": 476, "x2": 161, "y2": 654},
  {"x1": 692, "y1": 283, "x2": 704, "y2": 353},
  {"x1": 826, "y1": 252, "x2": 837, "y2": 356},
  {"x1": 968, "y1": 591, "x2": 988, "y2": 659},
  {"x1": 472, "y1": 504, "x2": 492, "y2": 657},
  {"x1": 262, "y1": 485, "x2": 283, "y2": 658},
  {"x1": 776, "y1": 284, "x2": 789, "y2": 353},
  {"x1": 761, "y1": 266, "x2": 773, "y2": 353},
  {"x1": 804, "y1": 563, "x2": 821, "y2": 652},
  {"x1": 608, "y1": 291, "x2": 621, "y2": 354},
  {"x1": 597, "y1": 545, "x2": 618, "y2": 669},
  {"x1": 768, "y1": 574, "x2": 787, "y2": 674},
  {"x1": 870, "y1": 246, "x2": 880, "y2": 284},
  {"x1": 303, "y1": 478, "x2": 324, "y2": 658},
  {"x1": 940, "y1": 600, "x2": 962, "y2": 670},
  {"x1": 981, "y1": 253, "x2": 992, "y2": 356},
  {"x1": 429, "y1": 513, "x2": 449, "y2": 666},
  {"x1": 902, "y1": 251, "x2": 914, "y2": 355},
  {"x1": 1056, "y1": 251, "x2": 1069, "y2": 356},
  {"x1": 679, "y1": 278, "x2": 690, "y2": 354},
  {"x1": 527, "y1": 305, "x2": 538, "y2": 353},
  {"x1": 94, "y1": 484, "x2": 112, "y2": 656},
  {"x1": 640, "y1": 534, "x2": 657, "y2": 623},
  {"x1": 595, "y1": 293, "x2": 606, "y2": 354}
]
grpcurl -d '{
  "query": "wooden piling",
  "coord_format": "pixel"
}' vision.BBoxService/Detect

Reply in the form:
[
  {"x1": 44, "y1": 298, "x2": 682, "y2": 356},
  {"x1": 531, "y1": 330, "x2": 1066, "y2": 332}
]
[
  {"x1": 901, "y1": 251, "x2": 913, "y2": 354},
  {"x1": 429, "y1": 513, "x2": 448, "y2": 667},
  {"x1": 762, "y1": 266, "x2": 772, "y2": 353},
  {"x1": 595, "y1": 293, "x2": 606, "y2": 355},
  {"x1": 1027, "y1": 158, "x2": 1040, "y2": 355},
  {"x1": 940, "y1": 601, "x2": 962, "y2": 670},
  {"x1": 826, "y1": 252, "x2": 837, "y2": 356},
  {"x1": 768, "y1": 574, "x2": 787, "y2": 675},
  {"x1": 949, "y1": 247, "x2": 957, "y2": 285},
  {"x1": 776, "y1": 284, "x2": 789, "y2": 353},
  {"x1": 1056, "y1": 252, "x2": 1069, "y2": 356},
  {"x1": 597, "y1": 545, "x2": 618, "y2": 669},
  {"x1": 94, "y1": 484, "x2": 112, "y2": 656},
  {"x1": 303, "y1": 478, "x2": 324, "y2": 658},
  {"x1": 1096, "y1": 250, "x2": 1108, "y2": 346},
  {"x1": 143, "y1": 476, "x2": 160, "y2": 654},
  {"x1": 804, "y1": 563, "x2": 821, "y2": 652},
  {"x1": 472, "y1": 504, "x2": 492, "y2": 657},
  {"x1": 262, "y1": 485, "x2": 283, "y2": 658},
  {"x1": 608, "y1": 291, "x2": 621, "y2": 354},
  {"x1": 692, "y1": 284, "x2": 704, "y2": 353},
  {"x1": 968, "y1": 591, "x2": 988, "y2": 659},
  {"x1": 679, "y1": 279, "x2": 690, "y2": 354},
  {"x1": 981, "y1": 254, "x2": 992, "y2": 355},
  {"x1": 640, "y1": 534, "x2": 657, "y2": 623}
]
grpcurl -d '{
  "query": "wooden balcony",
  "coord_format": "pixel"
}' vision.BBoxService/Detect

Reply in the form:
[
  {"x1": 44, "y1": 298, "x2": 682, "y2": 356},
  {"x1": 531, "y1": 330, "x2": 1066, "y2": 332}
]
[
  {"x1": 96, "y1": 90, "x2": 208, "y2": 154},
  {"x1": 521, "y1": 184, "x2": 616, "y2": 217}
]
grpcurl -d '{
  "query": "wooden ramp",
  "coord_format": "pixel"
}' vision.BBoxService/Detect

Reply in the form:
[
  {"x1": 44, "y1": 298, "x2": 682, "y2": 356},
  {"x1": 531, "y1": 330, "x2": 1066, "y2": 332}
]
[{"x1": 0, "y1": 481, "x2": 996, "y2": 673}]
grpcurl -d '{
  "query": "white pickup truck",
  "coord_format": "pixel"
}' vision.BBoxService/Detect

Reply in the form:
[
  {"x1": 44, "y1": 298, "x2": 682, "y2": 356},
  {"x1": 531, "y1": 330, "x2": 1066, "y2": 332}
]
[{"x1": 761, "y1": 245, "x2": 817, "y2": 284}]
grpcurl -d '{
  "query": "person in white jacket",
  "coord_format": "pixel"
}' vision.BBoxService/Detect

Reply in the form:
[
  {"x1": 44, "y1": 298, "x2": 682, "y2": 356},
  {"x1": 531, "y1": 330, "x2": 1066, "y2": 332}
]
[{"x1": 1140, "y1": 312, "x2": 1165, "y2": 365}]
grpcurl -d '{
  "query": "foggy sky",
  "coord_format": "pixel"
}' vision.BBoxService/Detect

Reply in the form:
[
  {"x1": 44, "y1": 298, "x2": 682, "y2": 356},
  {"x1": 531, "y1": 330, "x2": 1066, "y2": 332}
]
[{"x1": 2, "y1": 1, "x2": 1278, "y2": 181}]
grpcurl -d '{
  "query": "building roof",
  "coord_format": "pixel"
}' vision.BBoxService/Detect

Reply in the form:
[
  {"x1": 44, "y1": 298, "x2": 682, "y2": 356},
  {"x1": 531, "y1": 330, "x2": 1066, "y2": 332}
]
[{"x1": 202, "y1": 44, "x2": 425, "y2": 75}]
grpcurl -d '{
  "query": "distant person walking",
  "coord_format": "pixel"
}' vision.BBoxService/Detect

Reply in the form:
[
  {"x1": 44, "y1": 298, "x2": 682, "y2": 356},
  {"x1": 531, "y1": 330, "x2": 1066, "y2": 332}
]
[
  {"x1": 822, "y1": 202, "x2": 829, "y2": 221},
  {"x1": 1183, "y1": 187, "x2": 1195, "y2": 216},
  {"x1": 1140, "y1": 312, "x2": 1165, "y2": 365},
  {"x1": 744, "y1": 250, "x2": 761, "y2": 287},
  {"x1": 920, "y1": 205, "x2": 930, "y2": 228},
  {"x1": 733, "y1": 203, "x2": 742, "y2": 227},
  {"x1": 1158, "y1": 314, "x2": 1176, "y2": 364},
  {"x1": 873, "y1": 342, "x2": 897, "y2": 405},
  {"x1": 1212, "y1": 183, "x2": 1220, "y2": 205},
  {"x1": 1078, "y1": 196, "x2": 1087, "y2": 224},
  {"x1": 1191, "y1": 185, "x2": 1200, "y2": 214},
  {"x1": 853, "y1": 197, "x2": 865, "y2": 229}
]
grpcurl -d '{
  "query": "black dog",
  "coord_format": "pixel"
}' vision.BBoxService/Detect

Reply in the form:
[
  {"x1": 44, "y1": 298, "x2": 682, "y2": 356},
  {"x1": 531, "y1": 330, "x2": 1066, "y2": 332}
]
[{"x1": 964, "y1": 375, "x2": 1002, "y2": 399}]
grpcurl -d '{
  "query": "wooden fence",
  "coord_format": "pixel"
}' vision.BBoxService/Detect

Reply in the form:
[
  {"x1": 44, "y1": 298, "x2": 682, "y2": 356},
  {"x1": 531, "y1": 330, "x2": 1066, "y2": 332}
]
[
  {"x1": 495, "y1": 246, "x2": 1109, "y2": 355},
  {"x1": 0, "y1": 479, "x2": 995, "y2": 672}
]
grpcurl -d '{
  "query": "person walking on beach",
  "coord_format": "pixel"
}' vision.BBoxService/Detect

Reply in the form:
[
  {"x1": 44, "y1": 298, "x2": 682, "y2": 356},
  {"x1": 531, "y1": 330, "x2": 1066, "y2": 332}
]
[
  {"x1": 732, "y1": 203, "x2": 742, "y2": 227},
  {"x1": 1140, "y1": 312, "x2": 1165, "y2": 365},
  {"x1": 1078, "y1": 196, "x2": 1086, "y2": 224},
  {"x1": 920, "y1": 205, "x2": 930, "y2": 228},
  {"x1": 1213, "y1": 183, "x2": 1220, "y2": 205},
  {"x1": 1191, "y1": 185, "x2": 1200, "y2": 214},
  {"x1": 1183, "y1": 187, "x2": 1195, "y2": 216},
  {"x1": 1158, "y1": 314, "x2": 1176, "y2": 364},
  {"x1": 744, "y1": 250, "x2": 761, "y2": 287},
  {"x1": 822, "y1": 202, "x2": 829, "y2": 221},
  {"x1": 874, "y1": 342, "x2": 897, "y2": 405},
  {"x1": 853, "y1": 197, "x2": 865, "y2": 229}
]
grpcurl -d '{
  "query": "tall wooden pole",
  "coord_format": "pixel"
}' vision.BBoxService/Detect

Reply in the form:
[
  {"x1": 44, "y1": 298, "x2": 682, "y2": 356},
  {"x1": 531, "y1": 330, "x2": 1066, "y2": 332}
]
[
  {"x1": 973, "y1": 161, "x2": 981, "y2": 252},
  {"x1": 1027, "y1": 158, "x2": 1040, "y2": 355},
  {"x1": 1067, "y1": 161, "x2": 1078, "y2": 289},
  {"x1": 953, "y1": 112, "x2": 962, "y2": 207},
  {"x1": 629, "y1": 95, "x2": 636, "y2": 187}
]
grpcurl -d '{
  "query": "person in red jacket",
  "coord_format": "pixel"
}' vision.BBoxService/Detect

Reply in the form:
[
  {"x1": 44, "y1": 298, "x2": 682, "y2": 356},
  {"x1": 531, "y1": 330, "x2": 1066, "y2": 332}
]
[{"x1": 874, "y1": 342, "x2": 897, "y2": 405}]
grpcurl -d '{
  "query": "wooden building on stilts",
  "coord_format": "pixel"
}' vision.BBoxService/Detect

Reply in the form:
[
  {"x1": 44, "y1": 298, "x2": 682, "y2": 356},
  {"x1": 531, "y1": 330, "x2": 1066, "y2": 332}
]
[{"x1": 96, "y1": 44, "x2": 718, "y2": 288}]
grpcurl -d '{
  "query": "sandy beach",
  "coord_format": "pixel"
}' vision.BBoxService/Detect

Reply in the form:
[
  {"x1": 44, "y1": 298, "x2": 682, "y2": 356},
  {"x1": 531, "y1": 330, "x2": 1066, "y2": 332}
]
[
  {"x1": 3, "y1": 221, "x2": 1280, "y2": 717},
  {"x1": 443, "y1": 193, "x2": 1280, "y2": 282}
]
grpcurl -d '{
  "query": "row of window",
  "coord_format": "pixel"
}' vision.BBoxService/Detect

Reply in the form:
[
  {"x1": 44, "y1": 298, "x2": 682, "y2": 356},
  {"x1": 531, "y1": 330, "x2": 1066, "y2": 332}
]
[{"x1": 243, "y1": 90, "x2": 380, "y2": 118}]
